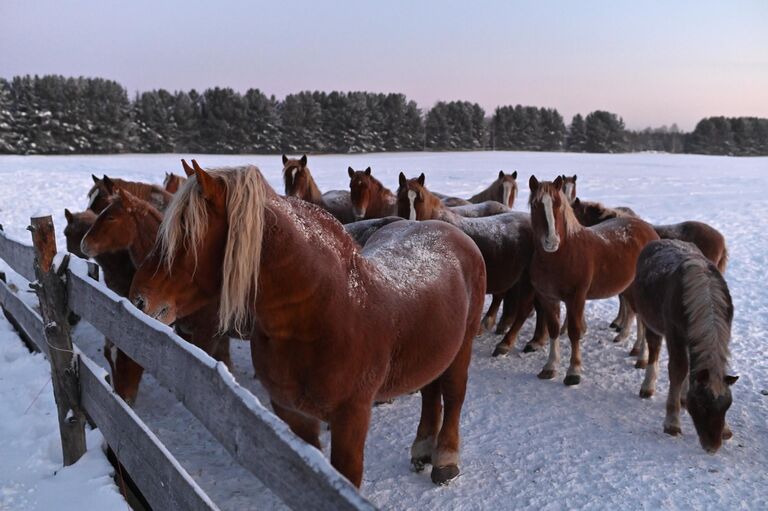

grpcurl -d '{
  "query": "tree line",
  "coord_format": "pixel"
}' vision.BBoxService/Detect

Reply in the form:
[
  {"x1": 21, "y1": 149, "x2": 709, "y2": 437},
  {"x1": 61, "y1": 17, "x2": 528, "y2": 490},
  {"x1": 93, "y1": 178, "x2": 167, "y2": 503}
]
[{"x1": 1, "y1": 75, "x2": 766, "y2": 156}]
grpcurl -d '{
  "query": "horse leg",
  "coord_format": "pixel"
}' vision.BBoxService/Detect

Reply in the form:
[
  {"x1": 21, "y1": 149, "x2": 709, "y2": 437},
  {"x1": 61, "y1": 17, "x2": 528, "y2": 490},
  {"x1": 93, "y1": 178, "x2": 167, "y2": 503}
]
[
  {"x1": 431, "y1": 336, "x2": 472, "y2": 485},
  {"x1": 663, "y1": 336, "x2": 688, "y2": 436},
  {"x1": 610, "y1": 294, "x2": 627, "y2": 331},
  {"x1": 494, "y1": 292, "x2": 517, "y2": 335},
  {"x1": 537, "y1": 299, "x2": 562, "y2": 379},
  {"x1": 563, "y1": 296, "x2": 586, "y2": 386},
  {"x1": 212, "y1": 336, "x2": 233, "y2": 369},
  {"x1": 481, "y1": 294, "x2": 503, "y2": 332},
  {"x1": 633, "y1": 321, "x2": 649, "y2": 368},
  {"x1": 411, "y1": 380, "x2": 442, "y2": 471},
  {"x1": 271, "y1": 400, "x2": 321, "y2": 449},
  {"x1": 103, "y1": 338, "x2": 116, "y2": 384},
  {"x1": 523, "y1": 298, "x2": 549, "y2": 353},
  {"x1": 493, "y1": 285, "x2": 534, "y2": 357},
  {"x1": 113, "y1": 349, "x2": 144, "y2": 406},
  {"x1": 330, "y1": 402, "x2": 372, "y2": 487},
  {"x1": 639, "y1": 328, "x2": 662, "y2": 398}
]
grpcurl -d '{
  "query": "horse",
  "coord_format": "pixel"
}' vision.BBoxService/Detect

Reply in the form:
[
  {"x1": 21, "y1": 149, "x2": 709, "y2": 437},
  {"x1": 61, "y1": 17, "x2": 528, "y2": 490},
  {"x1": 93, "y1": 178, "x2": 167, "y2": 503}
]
[
  {"x1": 282, "y1": 154, "x2": 355, "y2": 223},
  {"x1": 571, "y1": 198, "x2": 637, "y2": 227},
  {"x1": 80, "y1": 188, "x2": 232, "y2": 404},
  {"x1": 348, "y1": 167, "x2": 397, "y2": 220},
  {"x1": 344, "y1": 217, "x2": 405, "y2": 246},
  {"x1": 128, "y1": 162, "x2": 486, "y2": 487},
  {"x1": 561, "y1": 174, "x2": 577, "y2": 203},
  {"x1": 441, "y1": 171, "x2": 518, "y2": 209},
  {"x1": 449, "y1": 201, "x2": 510, "y2": 218},
  {"x1": 631, "y1": 239, "x2": 737, "y2": 453},
  {"x1": 396, "y1": 172, "x2": 544, "y2": 355},
  {"x1": 527, "y1": 176, "x2": 659, "y2": 385},
  {"x1": 163, "y1": 172, "x2": 186, "y2": 194},
  {"x1": 87, "y1": 174, "x2": 173, "y2": 214}
]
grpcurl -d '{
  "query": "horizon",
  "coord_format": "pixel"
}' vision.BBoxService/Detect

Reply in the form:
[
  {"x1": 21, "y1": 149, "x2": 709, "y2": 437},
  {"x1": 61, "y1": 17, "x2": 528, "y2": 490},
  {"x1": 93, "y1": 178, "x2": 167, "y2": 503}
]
[{"x1": 1, "y1": 1, "x2": 767, "y2": 131}]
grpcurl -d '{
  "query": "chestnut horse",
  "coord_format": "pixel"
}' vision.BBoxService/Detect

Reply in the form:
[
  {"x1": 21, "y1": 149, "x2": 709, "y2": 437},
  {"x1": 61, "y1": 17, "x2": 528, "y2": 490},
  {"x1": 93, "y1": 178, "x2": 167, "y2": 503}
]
[
  {"x1": 129, "y1": 164, "x2": 486, "y2": 487},
  {"x1": 528, "y1": 176, "x2": 658, "y2": 385},
  {"x1": 80, "y1": 188, "x2": 231, "y2": 404},
  {"x1": 631, "y1": 239, "x2": 737, "y2": 453},
  {"x1": 396, "y1": 172, "x2": 544, "y2": 354},
  {"x1": 87, "y1": 174, "x2": 172, "y2": 214},
  {"x1": 348, "y1": 167, "x2": 397, "y2": 220},
  {"x1": 282, "y1": 154, "x2": 355, "y2": 223},
  {"x1": 441, "y1": 171, "x2": 519, "y2": 209},
  {"x1": 163, "y1": 172, "x2": 186, "y2": 194},
  {"x1": 561, "y1": 174, "x2": 577, "y2": 203}
]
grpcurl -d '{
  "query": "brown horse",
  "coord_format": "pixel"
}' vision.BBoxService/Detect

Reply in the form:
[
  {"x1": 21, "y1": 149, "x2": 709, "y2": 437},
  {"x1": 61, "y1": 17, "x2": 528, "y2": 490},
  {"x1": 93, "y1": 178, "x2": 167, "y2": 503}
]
[
  {"x1": 528, "y1": 176, "x2": 658, "y2": 385},
  {"x1": 80, "y1": 188, "x2": 231, "y2": 404},
  {"x1": 87, "y1": 174, "x2": 173, "y2": 214},
  {"x1": 449, "y1": 201, "x2": 509, "y2": 218},
  {"x1": 348, "y1": 167, "x2": 397, "y2": 220},
  {"x1": 441, "y1": 171, "x2": 519, "y2": 209},
  {"x1": 561, "y1": 174, "x2": 577, "y2": 203},
  {"x1": 129, "y1": 163, "x2": 486, "y2": 487},
  {"x1": 396, "y1": 172, "x2": 543, "y2": 354},
  {"x1": 571, "y1": 198, "x2": 637, "y2": 227},
  {"x1": 631, "y1": 239, "x2": 737, "y2": 453},
  {"x1": 163, "y1": 172, "x2": 186, "y2": 194},
  {"x1": 282, "y1": 154, "x2": 355, "y2": 223}
]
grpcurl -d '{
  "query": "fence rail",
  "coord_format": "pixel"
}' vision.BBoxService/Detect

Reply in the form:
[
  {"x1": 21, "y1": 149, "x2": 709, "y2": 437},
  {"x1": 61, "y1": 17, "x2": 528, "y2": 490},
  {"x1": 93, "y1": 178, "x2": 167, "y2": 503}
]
[{"x1": 0, "y1": 221, "x2": 373, "y2": 511}]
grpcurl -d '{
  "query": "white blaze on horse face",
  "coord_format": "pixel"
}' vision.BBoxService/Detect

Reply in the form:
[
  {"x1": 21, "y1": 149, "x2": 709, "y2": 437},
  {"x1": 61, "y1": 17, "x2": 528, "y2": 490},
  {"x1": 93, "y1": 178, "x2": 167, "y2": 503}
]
[
  {"x1": 541, "y1": 194, "x2": 560, "y2": 252},
  {"x1": 87, "y1": 188, "x2": 99, "y2": 208},
  {"x1": 408, "y1": 190, "x2": 417, "y2": 220},
  {"x1": 291, "y1": 168, "x2": 298, "y2": 184},
  {"x1": 502, "y1": 182, "x2": 512, "y2": 207}
]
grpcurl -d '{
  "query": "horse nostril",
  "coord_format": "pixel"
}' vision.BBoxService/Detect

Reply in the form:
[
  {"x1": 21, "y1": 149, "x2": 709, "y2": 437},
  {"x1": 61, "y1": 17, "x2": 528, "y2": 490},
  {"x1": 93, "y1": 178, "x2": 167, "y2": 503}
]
[{"x1": 134, "y1": 296, "x2": 145, "y2": 312}]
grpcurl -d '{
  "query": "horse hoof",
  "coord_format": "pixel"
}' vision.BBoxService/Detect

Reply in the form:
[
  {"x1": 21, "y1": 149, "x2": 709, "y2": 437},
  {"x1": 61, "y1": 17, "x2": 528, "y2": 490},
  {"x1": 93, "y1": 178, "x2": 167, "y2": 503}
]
[
  {"x1": 722, "y1": 428, "x2": 733, "y2": 440},
  {"x1": 481, "y1": 317, "x2": 495, "y2": 332},
  {"x1": 635, "y1": 360, "x2": 648, "y2": 369},
  {"x1": 431, "y1": 464, "x2": 460, "y2": 485},
  {"x1": 410, "y1": 455, "x2": 431, "y2": 473},
  {"x1": 609, "y1": 321, "x2": 618, "y2": 330},
  {"x1": 537, "y1": 369, "x2": 555, "y2": 380},
  {"x1": 494, "y1": 324, "x2": 507, "y2": 335},
  {"x1": 373, "y1": 399, "x2": 394, "y2": 407},
  {"x1": 492, "y1": 344, "x2": 510, "y2": 357},
  {"x1": 563, "y1": 374, "x2": 581, "y2": 386},
  {"x1": 523, "y1": 343, "x2": 539, "y2": 353},
  {"x1": 664, "y1": 425, "x2": 682, "y2": 436},
  {"x1": 639, "y1": 388, "x2": 654, "y2": 399},
  {"x1": 628, "y1": 347, "x2": 640, "y2": 357}
]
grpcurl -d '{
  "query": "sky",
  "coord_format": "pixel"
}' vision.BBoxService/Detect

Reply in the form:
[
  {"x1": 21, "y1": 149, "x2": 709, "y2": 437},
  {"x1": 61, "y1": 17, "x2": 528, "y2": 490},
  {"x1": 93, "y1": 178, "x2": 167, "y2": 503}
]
[{"x1": 1, "y1": 0, "x2": 766, "y2": 130}]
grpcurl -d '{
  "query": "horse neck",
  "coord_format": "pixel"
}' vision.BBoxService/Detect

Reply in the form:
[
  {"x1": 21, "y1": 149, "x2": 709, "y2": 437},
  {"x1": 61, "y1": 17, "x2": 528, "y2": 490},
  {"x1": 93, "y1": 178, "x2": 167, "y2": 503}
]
[
  {"x1": 427, "y1": 194, "x2": 462, "y2": 225},
  {"x1": 304, "y1": 171, "x2": 324, "y2": 204},
  {"x1": 94, "y1": 251, "x2": 135, "y2": 296},
  {"x1": 468, "y1": 183, "x2": 495, "y2": 203},
  {"x1": 368, "y1": 180, "x2": 395, "y2": 214},
  {"x1": 127, "y1": 204, "x2": 162, "y2": 266}
]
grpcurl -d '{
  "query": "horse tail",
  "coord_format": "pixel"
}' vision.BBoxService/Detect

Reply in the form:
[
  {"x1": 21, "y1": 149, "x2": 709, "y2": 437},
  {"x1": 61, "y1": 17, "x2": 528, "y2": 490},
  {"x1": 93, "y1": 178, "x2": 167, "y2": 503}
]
[
  {"x1": 681, "y1": 258, "x2": 732, "y2": 392},
  {"x1": 717, "y1": 244, "x2": 729, "y2": 274}
]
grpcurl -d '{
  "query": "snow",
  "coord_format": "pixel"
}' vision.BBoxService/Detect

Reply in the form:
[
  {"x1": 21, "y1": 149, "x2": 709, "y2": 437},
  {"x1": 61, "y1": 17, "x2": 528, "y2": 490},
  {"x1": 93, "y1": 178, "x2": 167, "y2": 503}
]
[{"x1": 1, "y1": 151, "x2": 768, "y2": 510}]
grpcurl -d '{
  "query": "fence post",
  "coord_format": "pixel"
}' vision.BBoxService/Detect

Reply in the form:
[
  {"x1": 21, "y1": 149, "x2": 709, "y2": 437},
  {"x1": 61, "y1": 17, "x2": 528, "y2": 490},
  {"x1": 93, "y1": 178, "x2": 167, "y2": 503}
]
[{"x1": 29, "y1": 215, "x2": 87, "y2": 466}]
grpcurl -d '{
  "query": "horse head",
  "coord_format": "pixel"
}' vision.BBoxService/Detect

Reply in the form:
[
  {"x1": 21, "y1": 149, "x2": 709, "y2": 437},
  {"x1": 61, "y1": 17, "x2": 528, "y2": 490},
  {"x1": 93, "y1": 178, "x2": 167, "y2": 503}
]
[
  {"x1": 571, "y1": 198, "x2": 606, "y2": 227},
  {"x1": 496, "y1": 170, "x2": 518, "y2": 208},
  {"x1": 87, "y1": 174, "x2": 118, "y2": 213},
  {"x1": 687, "y1": 371, "x2": 738, "y2": 453},
  {"x1": 348, "y1": 166, "x2": 375, "y2": 220},
  {"x1": 396, "y1": 172, "x2": 440, "y2": 220},
  {"x1": 528, "y1": 175, "x2": 576, "y2": 253},
  {"x1": 282, "y1": 154, "x2": 315, "y2": 200},
  {"x1": 81, "y1": 188, "x2": 143, "y2": 259},
  {"x1": 63, "y1": 208, "x2": 97, "y2": 258},
  {"x1": 561, "y1": 174, "x2": 577, "y2": 204}
]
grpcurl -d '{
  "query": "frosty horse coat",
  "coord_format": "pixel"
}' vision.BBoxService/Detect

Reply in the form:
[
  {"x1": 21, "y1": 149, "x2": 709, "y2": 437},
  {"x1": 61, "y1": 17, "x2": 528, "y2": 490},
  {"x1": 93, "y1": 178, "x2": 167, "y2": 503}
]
[
  {"x1": 528, "y1": 176, "x2": 659, "y2": 385},
  {"x1": 631, "y1": 240, "x2": 737, "y2": 453},
  {"x1": 87, "y1": 174, "x2": 173, "y2": 214},
  {"x1": 441, "y1": 171, "x2": 519, "y2": 209},
  {"x1": 128, "y1": 164, "x2": 486, "y2": 487},
  {"x1": 348, "y1": 167, "x2": 397, "y2": 220},
  {"x1": 282, "y1": 154, "x2": 355, "y2": 223},
  {"x1": 80, "y1": 186, "x2": 231, "y2": 404},
  {"x1": 396, "y1": 172, "x2": 543, "y2": 354}
]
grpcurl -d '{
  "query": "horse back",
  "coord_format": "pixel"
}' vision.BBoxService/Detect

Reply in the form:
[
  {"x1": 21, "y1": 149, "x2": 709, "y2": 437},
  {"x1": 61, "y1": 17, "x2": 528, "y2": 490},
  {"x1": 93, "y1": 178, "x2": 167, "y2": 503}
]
[
  {"x1": 654, "y1": 221, "x2": 726, "y2": 268},
  {"x1": 321, "y1": 190, "x2": 355, "y2": 224}
]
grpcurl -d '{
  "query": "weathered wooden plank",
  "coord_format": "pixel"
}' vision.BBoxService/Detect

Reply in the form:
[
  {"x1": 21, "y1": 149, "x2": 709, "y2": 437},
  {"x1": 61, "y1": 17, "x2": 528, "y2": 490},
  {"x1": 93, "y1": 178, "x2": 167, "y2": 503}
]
[
  {"x1": 31, "y1": 215, "x2": 87, "y2": 466},
  {"x1": 79, "y1": 353, "x2": 219, "y2": 511},
  {"x1": 0, "y1": 276, "x2": 48, "y2": 356},
  {"x1": 0, "y1": 225, "x2": 37, "y2": 282},
  {"x1": 67, "y1": 269, "x2": 375, "y2": 511}
]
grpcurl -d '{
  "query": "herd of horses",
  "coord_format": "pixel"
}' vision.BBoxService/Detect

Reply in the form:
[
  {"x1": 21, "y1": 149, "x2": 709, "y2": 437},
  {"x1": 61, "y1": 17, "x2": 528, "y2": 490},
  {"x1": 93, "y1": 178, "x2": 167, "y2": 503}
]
[{"x1": 61, "y1": 155, "x2": 737, "y2": 489}]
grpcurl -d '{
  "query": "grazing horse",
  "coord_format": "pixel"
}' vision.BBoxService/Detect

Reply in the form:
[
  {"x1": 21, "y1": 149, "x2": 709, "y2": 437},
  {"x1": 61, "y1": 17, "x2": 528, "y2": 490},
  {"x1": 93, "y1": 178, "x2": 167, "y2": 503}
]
[
  {"x1": 441, "y1": 171, "x2": 519, "y2": 209},
  {"x1": 87, "y1": 174, "x2": 172, "y2": 214},
  {"x1": 528, "y1": 176, "x2": 658, "y2": 385},
  {"x1": 631, "y1": 240, "x2": 737, "y2": 453},
  {"x1": 396, "y1": 172, "x2": 543, "y2": 353},
  {"x1": 128, "y1": 163, "x2": 486, "y2": 487},
  {"x1": 561, "y1": 174, "x2": 577, "y2": 203},
  {"x1": 348, "y1": 167, "x2": 397, "y2": 220},
  {"x1": 163, "y1": 172, "x2": 186, "y2": 194},
  {"x1": 571, "y1": 198, "x2": 637, "y2": 226},
  {"x1": 282, "y1": 154, "x2": 355, "y2": 223}
]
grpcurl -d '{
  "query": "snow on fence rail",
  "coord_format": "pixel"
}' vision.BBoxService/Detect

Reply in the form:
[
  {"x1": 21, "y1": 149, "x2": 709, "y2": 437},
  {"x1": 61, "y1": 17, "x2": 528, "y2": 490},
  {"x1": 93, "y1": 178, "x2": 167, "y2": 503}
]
[{"x1": 0, "y1": 219, "x2": 375, "y2": 511}]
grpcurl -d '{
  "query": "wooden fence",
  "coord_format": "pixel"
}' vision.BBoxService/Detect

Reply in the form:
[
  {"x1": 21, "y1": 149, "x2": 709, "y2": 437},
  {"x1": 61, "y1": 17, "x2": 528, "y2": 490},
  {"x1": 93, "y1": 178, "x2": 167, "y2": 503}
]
[{"x1": 0, "y1": 220, "x2": 375, "y2": 511}]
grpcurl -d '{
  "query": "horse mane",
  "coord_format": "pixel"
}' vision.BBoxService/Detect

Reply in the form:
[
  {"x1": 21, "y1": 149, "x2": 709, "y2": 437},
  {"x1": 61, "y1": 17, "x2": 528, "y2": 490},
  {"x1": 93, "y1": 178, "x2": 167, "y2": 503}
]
[
  {"x1": 159, "y1": 165, "x2": 268, "y2": 334},
  {"x1": 528, "y1": 183, "x2": 581, "y2": 236},
  {"x1": 681, "y1": 258, "x2": 732, "y2": 395}
]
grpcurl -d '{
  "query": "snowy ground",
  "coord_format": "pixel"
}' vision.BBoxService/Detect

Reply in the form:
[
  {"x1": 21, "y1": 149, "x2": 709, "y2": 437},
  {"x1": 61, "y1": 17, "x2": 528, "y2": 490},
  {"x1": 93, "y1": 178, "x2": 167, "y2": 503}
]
[{"x1": 1, "y1": 151, "x2": 767, "y2": 510}]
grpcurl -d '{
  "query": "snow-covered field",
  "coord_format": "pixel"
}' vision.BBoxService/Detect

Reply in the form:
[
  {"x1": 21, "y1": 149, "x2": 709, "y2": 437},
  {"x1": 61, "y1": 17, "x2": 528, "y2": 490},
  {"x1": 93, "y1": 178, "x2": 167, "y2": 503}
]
[{"x1": 1, "y1": 151, "x2": 767, "y2": 510}]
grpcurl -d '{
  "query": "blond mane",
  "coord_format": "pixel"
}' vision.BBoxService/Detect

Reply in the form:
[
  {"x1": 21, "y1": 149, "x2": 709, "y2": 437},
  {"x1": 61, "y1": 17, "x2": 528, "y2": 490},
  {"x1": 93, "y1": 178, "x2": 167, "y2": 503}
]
[
  {"x1": 529, "y1": 183, "x2": 581, "y2": 236},
  {"x1": 159, "y1": 165, "x2": 268, "y2": 334}
]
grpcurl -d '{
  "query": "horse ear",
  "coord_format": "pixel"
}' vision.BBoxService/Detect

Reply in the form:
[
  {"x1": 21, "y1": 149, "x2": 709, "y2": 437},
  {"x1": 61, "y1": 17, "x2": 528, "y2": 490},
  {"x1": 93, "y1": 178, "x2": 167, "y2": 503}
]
[
  {"x1": 511, "y1": 170, "x2": 518, "y2": 179},
  {"x1": 724, "y1": 375, "x2": 739, "y2": 386},
  {"x1": 64, "y1": 209, "x2": 73, "y2": 223},
  {"x1": 192, "y1": 160, "x2": 216, "y2": 199},
  {"x1": 300, "y1": 154, "x2": 307, "y2": 167},
  {"x1": 181, "y1": 159, "x2": 195, "y2": 177},
  {"x1": 92, "y1": 174, "x2": 100, "y2": 184},
  {"x1": 417, "y1": 173, "x2": 425, "y2": 186},
  {"x1": 553, "y1": 175, "x2": 563, "y2": 191},
  {"x1": 574, "y1": 197, "x2": 581, "y2": 206},
  {"x1": 103, "y1": 176, "x2": 115, "y2": 194},
  {"x1": 282, "y1": 154, "x2": 288, "y2": 165},
  {"x1": 529, "y1": 175, "x2": 539, "y2": 192},
  {"x1": 498, "y1": 170, "x2": 505, "y2": 180},
  {"x1": 573, "y1": 175, "x2": 577, "y2": 182},
  {"x1": 365, "y1": 167, "x2": 371, "y2": 175},
  {"x1": 348, "y1": 166, "x2": 355, "y2": 178},
  {"x1": 399, "y1": 172, "x2": 406, "y2": 187}
]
